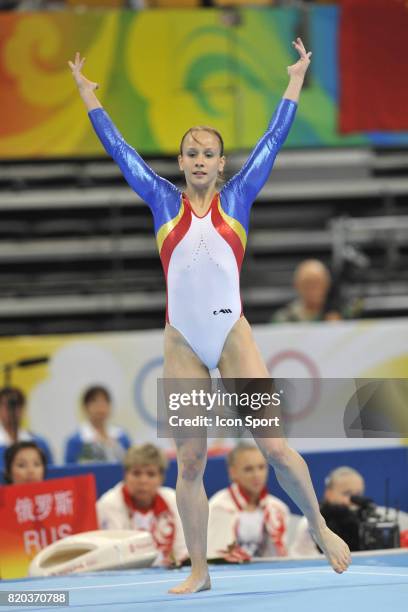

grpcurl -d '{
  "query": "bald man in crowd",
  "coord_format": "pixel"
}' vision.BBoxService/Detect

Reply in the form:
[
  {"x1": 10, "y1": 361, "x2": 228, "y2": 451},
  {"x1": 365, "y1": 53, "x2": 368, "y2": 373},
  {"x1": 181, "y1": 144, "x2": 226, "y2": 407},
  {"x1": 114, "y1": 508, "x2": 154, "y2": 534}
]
[
  {"x1": 272, "y1": 259, "x2": 342, "y2": 323},
  {"x1": 290, "y1": 466, "x2": 408, "y2": 556}
]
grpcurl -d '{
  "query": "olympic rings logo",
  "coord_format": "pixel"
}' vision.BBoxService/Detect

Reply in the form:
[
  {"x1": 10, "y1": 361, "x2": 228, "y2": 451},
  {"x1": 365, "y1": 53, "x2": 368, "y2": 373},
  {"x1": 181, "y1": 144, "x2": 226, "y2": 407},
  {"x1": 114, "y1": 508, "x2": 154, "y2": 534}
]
[{"x1": 267, "y1": 350, "x2": 321, "y2": 422}]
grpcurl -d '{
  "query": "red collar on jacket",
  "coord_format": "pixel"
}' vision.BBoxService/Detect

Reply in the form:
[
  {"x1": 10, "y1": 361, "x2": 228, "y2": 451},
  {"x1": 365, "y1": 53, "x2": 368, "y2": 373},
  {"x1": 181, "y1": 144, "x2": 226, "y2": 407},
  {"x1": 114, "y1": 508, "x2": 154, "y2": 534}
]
[
  {"x1": 122, "y1": 484, "x2": 169, "y2": 515},
  {"x1": 228, "y1": 482, "x2": 268, "y2": 510}
]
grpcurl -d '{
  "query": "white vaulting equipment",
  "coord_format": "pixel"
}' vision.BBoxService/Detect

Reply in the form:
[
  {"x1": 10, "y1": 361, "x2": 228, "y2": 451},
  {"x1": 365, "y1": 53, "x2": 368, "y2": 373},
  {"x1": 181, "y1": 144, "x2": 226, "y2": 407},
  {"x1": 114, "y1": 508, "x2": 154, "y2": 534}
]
[{"x1": 29, "y1": 530, "x2": 158, "y2": 576}]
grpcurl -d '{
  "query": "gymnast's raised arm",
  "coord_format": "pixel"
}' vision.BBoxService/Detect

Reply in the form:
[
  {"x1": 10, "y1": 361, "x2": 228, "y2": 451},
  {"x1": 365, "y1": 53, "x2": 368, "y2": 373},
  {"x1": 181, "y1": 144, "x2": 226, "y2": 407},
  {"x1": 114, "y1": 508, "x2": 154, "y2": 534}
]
[
  {"x1": 68, "y1": 53, "x2": 178, "y2": 210},
  {"x1": 221, "y1": 38, "x2": 312, "y2": 208}
]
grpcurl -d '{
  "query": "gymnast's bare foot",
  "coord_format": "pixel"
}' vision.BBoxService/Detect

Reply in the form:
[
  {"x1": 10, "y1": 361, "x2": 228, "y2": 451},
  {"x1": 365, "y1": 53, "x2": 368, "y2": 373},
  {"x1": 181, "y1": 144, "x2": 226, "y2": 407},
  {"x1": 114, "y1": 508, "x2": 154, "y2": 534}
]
[
  {"x1": 311, "y1": 524, "x2": 351, "y2": 574},
  {"x1": 169, "y1": 570, "x2": 211, "y2": 594}
]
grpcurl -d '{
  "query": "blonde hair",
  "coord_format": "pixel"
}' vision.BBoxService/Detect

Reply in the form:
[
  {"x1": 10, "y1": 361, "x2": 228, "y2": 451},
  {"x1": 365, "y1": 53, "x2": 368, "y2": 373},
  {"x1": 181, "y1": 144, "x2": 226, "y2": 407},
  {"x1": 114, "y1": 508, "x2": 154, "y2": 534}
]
[
  {"x1": 226, "y1": 442, "x2": 260, "y2": 468},
  {"x1": 124, "y1": 443, "x2": 168, "y2": 474},
  {"x1": 179, "y1": 125, "x2": 224, "y2": 156}
]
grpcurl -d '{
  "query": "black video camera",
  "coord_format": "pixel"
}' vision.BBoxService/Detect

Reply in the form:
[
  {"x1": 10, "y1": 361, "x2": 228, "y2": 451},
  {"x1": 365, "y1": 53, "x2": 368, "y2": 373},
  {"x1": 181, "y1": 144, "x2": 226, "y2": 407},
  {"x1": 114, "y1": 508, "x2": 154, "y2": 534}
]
[
  {"x1": 320, "y1": 496, "x2": 400, "y2": 551},
  {"x1": 351, "y1": 495, "x2": 400, "y2": 551}
]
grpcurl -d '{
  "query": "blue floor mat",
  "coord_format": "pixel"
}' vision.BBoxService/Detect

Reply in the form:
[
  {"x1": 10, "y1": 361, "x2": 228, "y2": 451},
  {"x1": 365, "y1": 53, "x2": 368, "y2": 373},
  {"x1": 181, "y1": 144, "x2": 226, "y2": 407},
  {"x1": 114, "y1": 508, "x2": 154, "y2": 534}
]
[{"x1": 1, "y1": 551, "x2": 407, "y2": 612}]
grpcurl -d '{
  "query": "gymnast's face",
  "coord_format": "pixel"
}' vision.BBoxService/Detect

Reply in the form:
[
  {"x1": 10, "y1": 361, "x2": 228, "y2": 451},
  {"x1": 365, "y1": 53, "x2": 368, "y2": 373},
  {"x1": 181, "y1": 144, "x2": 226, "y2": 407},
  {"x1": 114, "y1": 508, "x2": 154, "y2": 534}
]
[
  {"x1": 125, "y1": 463, "x2": 164, "y2": 509},
  {"x1": 324, "y1": 474, "x2": 364, "y2": 508},
  {"x1": 178, "y1": 130, "x2": 225, "y2": 191},
  {"x1": 10, "y1": 448, "x2": 45, "y2": 485},
  {"x1": 229, "y1": 449, "x2": 268, "y2": 500}
]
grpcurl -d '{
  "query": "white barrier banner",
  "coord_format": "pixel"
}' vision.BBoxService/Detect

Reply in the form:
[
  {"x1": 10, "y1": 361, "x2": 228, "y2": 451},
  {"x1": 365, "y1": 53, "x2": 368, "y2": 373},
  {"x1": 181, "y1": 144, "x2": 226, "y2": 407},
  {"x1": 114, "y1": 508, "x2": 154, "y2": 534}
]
[{"x1": 0, "y1": 319, "x2": 407, "y2": 460}]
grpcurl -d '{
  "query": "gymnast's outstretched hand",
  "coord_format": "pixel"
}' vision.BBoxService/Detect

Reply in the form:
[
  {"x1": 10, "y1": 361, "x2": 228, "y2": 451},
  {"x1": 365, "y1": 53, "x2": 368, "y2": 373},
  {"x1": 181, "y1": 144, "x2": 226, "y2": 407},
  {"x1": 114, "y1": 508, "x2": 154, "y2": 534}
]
[
  {"x1": 68, "y1": 52, "x2": 102, "y2": 111},
  {"x1": 68, "y1": 52, "x2": 99, "y2": 92},
  {"x1": 288, "y1": 37, "x2": 312, "y2": 79},
  {"x1": 283, "y1": 37, "x2": 312, "y2": 102}
]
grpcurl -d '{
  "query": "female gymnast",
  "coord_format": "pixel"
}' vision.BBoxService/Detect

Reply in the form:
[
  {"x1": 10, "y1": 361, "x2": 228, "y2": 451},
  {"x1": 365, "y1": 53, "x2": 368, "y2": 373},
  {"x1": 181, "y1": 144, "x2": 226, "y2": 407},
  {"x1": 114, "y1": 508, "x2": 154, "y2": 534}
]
[{"x1": 69, "y1": 37, "x2": 351, "y2": 594}]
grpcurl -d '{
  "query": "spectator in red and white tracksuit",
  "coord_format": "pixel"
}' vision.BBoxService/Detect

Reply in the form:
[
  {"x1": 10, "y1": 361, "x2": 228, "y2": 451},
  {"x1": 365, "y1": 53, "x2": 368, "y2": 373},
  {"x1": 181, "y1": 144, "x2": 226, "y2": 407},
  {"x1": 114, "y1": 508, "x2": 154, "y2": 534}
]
[
  {"x1": 97, "y1": 443, "x2": 188, "y2": 567},
  {"x1": 207, "y1": 443, "x2": 290, "y2": 562}
]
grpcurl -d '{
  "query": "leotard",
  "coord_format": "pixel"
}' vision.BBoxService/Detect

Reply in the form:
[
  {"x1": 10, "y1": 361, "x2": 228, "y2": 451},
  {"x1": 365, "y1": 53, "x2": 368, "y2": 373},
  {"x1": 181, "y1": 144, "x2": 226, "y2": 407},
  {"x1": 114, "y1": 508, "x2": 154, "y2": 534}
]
[{"x1": 89, "y1": 99, "x2": 297, "y2": 369}]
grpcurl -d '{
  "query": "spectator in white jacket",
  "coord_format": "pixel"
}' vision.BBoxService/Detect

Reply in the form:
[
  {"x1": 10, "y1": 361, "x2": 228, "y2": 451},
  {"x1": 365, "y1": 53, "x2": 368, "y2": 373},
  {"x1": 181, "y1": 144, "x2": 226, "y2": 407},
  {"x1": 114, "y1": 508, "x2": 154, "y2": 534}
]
[
  {"x1": 97, "y1": 443, "x2": 188, "y2": 567},
  {"x1": 207, "y1": 443, "x2": 290, "y2": 562}
]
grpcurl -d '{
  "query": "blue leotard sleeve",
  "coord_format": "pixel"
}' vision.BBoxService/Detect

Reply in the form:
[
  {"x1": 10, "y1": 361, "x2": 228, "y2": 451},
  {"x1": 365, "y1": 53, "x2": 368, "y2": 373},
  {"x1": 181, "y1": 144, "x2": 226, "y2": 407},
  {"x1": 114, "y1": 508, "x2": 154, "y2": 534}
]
[
  {"x1": 220, "y1": 98, "x2": 297, "y2": 225},
  {"x1": 88, "y1": 108, "x2": 180, "y2": 222}
]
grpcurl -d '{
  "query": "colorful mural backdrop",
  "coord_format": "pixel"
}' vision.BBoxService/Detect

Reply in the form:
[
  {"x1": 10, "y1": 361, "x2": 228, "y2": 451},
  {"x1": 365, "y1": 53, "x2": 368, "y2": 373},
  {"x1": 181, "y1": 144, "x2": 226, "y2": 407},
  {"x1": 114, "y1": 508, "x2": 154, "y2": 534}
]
[{"x1": 1, "y1": 7, "x2": 408, "y2": 159}]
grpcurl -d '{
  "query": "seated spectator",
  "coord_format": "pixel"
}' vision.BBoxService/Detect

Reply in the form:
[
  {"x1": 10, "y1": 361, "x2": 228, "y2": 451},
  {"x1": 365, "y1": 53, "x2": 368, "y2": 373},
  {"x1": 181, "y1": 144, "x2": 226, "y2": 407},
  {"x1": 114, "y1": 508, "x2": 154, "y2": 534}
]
[
  {"x1": 64, "y1": 385, "x2": 131, "y2": 464},
  {"x1": 290, "y1": 466, "x2": 408, "y2": 556},
  {"x1": 97, "y1": 443, "x2": 188, "y2": 567},
  {"x1": 272, "y1": 259, "x2": 343, "y2": 323},
  {"x1": 0, "y1": 387, "x2": 53, "y2": 468},
  {"x1": 3, "y1": 441, "x2": 47, "y2": 485},
  {"x1": 207, "y1": 443, "x2": 290, "y2": 561}
]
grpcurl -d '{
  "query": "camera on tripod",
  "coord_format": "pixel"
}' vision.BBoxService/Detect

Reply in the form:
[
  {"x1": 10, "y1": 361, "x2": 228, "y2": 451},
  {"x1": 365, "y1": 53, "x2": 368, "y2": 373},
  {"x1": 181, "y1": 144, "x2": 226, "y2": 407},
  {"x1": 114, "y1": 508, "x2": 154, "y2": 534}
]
[{"x1": 351, "y1": 495, "x2": 400, "y2": 551}]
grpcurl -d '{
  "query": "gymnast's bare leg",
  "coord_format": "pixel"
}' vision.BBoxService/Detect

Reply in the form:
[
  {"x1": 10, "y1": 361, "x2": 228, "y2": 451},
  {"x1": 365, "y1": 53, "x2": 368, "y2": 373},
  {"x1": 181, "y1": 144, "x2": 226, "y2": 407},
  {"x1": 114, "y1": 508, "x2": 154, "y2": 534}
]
[
  {"x1": 218, "y1": 316, "x2": 352, "y2": 574},
  {"x1": 164, "y1": 324, "x2": 211, "y2": 594}
]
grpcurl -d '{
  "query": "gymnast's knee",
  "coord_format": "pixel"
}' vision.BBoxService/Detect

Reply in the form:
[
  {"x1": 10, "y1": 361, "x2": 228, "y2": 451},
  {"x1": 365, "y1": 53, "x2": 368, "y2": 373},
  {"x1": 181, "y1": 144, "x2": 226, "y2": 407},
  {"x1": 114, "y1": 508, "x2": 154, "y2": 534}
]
[{"x1": 177, "y1": 448, "x2": 207, "y2": 482}]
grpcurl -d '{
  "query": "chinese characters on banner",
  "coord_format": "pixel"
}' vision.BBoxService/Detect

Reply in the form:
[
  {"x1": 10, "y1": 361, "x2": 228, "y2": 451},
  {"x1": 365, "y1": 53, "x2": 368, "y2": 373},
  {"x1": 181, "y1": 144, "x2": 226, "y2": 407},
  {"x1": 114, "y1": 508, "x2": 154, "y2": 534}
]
[{"x1": 0, "y1": 474, "x2": 98, "y2": 579}]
